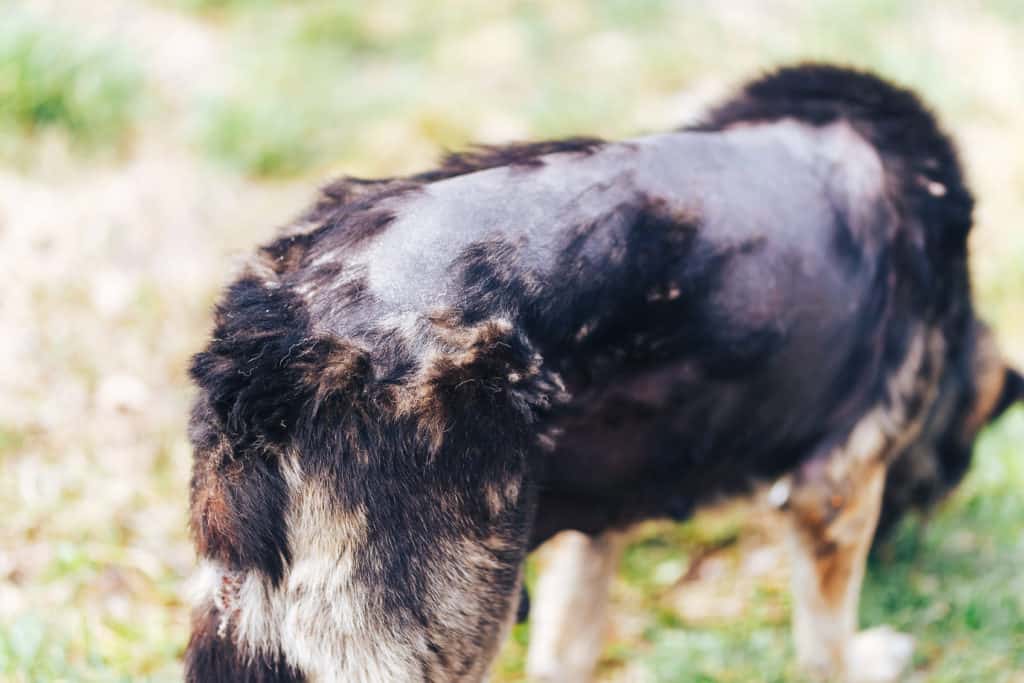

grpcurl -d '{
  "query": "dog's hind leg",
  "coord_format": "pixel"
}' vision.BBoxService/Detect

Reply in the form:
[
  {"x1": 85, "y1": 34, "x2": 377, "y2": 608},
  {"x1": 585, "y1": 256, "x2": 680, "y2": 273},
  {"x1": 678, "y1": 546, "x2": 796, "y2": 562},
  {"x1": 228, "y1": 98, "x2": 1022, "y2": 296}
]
[
  {"x1": 783, "y1": 426, "x2": 915, "y2": 683},
  {"x1": 186, "y1": 310, "x2": 556, "y2": 680},
  {"x1": 526, "y1": 529, "x2": 626, "y2": 683}
]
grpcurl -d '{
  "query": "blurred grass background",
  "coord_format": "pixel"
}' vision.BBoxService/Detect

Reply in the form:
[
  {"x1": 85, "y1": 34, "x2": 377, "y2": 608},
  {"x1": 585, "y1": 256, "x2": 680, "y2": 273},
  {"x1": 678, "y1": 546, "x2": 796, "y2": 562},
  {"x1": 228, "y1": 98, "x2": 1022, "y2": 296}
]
[{"x1": 0, "y1": 0, "x2": 1022, "y2": 681}]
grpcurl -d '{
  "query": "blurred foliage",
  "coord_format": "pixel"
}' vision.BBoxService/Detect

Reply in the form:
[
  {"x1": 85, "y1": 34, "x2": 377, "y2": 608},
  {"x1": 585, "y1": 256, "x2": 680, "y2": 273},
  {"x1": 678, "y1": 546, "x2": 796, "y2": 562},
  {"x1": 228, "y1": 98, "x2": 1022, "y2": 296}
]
[
  {"x1": 0, "y1": 14, "x2": 144, "y2": 157},
  {"x1": 180, "y1": 0, "x2": 1024, "y2": 178},
  {"x1": 168, "y1": 0, "x2": 274, "y2": 14},
  {"x1": 187, "y1": 0, "x2": 708, "y2": 176},
  {"x1": 197, "y1": 94, "x2": 322, "y2": 177}
]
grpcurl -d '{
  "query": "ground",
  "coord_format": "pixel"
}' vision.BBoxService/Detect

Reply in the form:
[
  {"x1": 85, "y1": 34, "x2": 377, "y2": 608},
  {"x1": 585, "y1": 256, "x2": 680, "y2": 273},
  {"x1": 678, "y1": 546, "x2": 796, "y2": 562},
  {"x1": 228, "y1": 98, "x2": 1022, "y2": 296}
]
[{"x1": 0, "y1": 1, "x2": 1022, "y2": 681}]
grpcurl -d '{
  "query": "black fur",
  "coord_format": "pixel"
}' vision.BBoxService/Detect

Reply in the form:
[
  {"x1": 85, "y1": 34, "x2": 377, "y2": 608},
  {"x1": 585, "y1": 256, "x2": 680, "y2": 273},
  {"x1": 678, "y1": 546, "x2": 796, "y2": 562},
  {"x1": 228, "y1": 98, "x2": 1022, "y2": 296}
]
[{"x1": 410, "y1": 136, "x2": 605, "y2": 183}]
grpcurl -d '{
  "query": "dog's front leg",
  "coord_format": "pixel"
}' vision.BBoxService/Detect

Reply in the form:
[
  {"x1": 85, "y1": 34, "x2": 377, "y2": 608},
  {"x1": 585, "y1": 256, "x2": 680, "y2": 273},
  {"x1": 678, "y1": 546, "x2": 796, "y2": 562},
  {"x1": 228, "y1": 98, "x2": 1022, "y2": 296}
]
[
  {"x1": 784, "y1": 455, "x2": 914, "y2": 683},
  {"x1": 526, "y1": 529, "x2": 626, "y2": 683}
]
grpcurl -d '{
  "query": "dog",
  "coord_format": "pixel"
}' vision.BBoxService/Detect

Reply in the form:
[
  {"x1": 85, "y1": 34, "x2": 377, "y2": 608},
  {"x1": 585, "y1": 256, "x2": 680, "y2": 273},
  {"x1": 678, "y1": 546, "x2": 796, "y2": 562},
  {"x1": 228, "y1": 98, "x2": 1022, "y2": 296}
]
[{"x1": 184, "y1": 64, "x2": 1023, "y2": 682}]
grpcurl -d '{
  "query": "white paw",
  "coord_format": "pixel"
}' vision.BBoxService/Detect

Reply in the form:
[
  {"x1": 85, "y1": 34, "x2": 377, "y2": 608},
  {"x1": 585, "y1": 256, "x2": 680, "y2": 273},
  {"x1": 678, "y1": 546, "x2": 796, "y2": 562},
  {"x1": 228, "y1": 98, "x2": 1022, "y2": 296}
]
[{"x1": 846, "y1": 626, "x2": 915, "y2": 683}]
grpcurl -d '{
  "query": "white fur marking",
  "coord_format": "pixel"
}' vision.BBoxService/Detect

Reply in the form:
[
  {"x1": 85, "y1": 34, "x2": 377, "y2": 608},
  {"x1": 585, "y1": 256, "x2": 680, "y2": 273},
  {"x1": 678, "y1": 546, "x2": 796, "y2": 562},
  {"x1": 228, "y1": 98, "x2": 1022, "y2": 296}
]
[{"x1": 768, "y1": 477, "x2": 792, "y2": 509}]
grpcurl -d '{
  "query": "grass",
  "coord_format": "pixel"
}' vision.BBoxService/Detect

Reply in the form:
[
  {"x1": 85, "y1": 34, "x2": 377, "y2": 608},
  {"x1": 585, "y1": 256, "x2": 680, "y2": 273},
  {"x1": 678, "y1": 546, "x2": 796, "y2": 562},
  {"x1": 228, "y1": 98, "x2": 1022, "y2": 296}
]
[
  {"x1": 185, "y1": 0, "x2": 1022, "y2": 178},
  {"x1": 2, "y1": 0, "x2": 1024, "y2": 681},
  {"x1": 197, "y1": 94, "x2": 323, "y2": 177},
  {"x1": 188, "y1": 0, "x2": 709, "y2": 176},
  {"x1": 0, "y1": 14, "x2": 144, "y2": 158}
]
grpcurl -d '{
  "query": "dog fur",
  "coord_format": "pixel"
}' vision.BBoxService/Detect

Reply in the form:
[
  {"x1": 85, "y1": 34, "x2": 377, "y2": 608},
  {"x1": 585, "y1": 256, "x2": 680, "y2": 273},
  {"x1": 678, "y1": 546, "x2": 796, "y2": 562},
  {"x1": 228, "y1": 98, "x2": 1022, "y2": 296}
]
[{"x1": 185, "y1": 64, "x2": 1023, "y2": 682}]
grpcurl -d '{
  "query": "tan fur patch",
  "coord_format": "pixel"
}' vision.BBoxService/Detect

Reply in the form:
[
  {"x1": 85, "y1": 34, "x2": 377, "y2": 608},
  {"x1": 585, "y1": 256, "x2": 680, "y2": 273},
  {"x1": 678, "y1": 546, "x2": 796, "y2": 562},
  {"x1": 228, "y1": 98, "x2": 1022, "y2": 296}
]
[
  {"x1": 965, "y1": 324, "x2": 1006, "y2": 434},
  {"x1": 207, "y1": 452, "x2": 425, "y2": 681},
  {"x1": 190, "y1": 439, "x2": 243, "y2": 560},
  {"x1": 307, "y1": 340, "x2": 372, "y2": 415},
  {"x1": 244, "y1": 254, "x2": 286, "y2": 285},
  {"x1": 397, "y1": 314, "x2": 549, "y2": 456}
]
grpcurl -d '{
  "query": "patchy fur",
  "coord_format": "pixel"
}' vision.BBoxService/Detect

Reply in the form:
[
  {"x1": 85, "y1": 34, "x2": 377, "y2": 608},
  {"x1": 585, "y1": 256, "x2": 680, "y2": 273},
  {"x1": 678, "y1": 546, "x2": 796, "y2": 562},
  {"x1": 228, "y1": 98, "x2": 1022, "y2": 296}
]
[{"x1": 186, "y1": 63, "x2": 1021, "y2": 682}]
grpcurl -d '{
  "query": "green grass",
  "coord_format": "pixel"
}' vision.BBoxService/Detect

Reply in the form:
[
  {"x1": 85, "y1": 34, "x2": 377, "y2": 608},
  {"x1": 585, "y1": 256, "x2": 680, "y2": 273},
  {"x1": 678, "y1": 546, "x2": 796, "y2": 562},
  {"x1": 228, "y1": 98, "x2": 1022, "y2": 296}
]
[
  {"x1": 0, "y1": 527, "x2": 187, "y2": 682},
  {"x1": 168, "y1": 0, "x2": 274, "y2": 15},
  {"x1": 185, "y1": 0, "x2": 1022, "y2": 177},
  {"x1": 0, "y1": 14, "x2": 144, "y2": 156},
  {"x1": 188, "y1": 0, "x2": 712, "y2": 176},
  {"x1": 197, "y1": 94, "x2": 323, "y2": 177}
]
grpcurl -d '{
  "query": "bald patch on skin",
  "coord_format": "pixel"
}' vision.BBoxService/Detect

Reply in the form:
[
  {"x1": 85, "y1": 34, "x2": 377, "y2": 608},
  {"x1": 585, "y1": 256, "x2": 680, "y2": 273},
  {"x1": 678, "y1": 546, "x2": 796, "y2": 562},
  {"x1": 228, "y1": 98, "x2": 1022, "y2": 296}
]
[{"x1": 710, "y1": 119, "x2": 886, "y2": 210}]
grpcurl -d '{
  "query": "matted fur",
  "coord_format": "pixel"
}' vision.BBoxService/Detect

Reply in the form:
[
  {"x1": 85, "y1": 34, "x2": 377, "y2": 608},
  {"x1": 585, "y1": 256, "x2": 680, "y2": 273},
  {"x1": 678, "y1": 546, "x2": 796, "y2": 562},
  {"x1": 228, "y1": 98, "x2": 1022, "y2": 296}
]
[{"x1": 185, "y1": 64, "x2": 1022, "y2": 681}]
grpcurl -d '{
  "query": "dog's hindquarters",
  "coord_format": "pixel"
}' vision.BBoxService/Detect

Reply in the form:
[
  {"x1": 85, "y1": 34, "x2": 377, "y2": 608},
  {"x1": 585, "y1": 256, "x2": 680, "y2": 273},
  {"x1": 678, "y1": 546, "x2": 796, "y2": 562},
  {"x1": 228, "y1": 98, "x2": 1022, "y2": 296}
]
[{"x1": 185, "y1": 278, "x2": 548, "y2": 681}]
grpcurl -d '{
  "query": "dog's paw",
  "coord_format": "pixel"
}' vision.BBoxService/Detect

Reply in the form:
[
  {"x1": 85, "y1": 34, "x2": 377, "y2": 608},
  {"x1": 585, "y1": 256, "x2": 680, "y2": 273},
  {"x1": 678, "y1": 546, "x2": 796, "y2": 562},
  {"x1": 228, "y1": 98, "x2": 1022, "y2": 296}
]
[{"x1": 846, "y1": 626, "x2": 915, "y2": 683}]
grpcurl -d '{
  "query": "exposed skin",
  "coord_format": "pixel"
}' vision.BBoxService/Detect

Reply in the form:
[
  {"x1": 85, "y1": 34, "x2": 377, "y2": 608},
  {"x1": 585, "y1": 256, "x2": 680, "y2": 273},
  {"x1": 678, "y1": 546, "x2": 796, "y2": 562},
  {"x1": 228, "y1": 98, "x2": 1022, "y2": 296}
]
[
  {"x1": 184, "y1": 65, "x2": 1023, "y2": 682},
  {"x1": 317, "y1": 119, "x2": 901, "y2": 547}
]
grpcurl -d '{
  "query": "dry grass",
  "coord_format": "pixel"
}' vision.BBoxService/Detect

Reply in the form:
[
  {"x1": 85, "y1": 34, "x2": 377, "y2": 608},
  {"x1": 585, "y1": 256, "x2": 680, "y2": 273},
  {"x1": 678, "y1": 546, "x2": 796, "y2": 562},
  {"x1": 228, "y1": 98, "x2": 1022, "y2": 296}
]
[{"x1": 1, "y1": 1, "x2": 1022, "y2": 681}]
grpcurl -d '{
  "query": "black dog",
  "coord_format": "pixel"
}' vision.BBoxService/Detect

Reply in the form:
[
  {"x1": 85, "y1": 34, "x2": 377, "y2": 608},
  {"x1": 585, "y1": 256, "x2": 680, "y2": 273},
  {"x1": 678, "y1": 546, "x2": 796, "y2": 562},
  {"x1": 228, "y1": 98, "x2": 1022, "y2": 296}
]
[{"x1": 185, "y1": 64, "x2": 1022, "y2": 682}]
